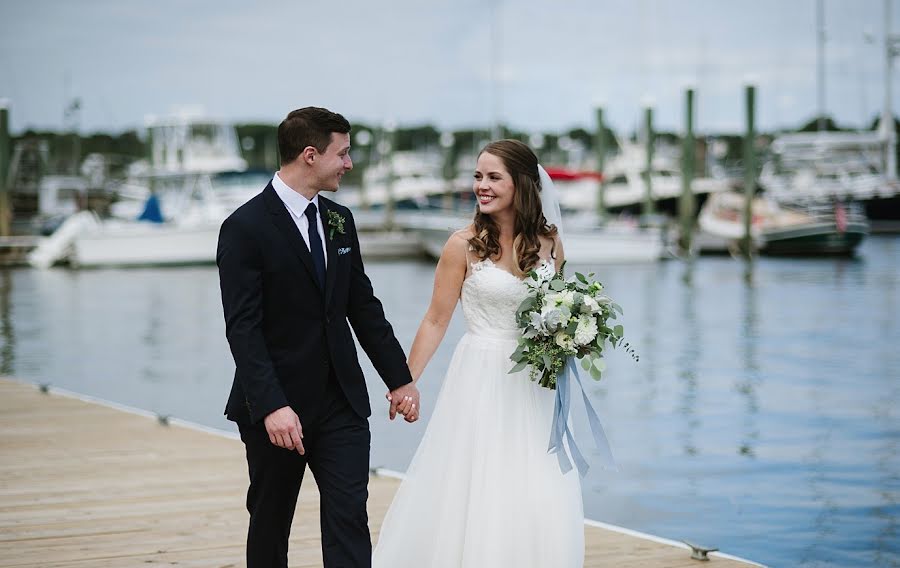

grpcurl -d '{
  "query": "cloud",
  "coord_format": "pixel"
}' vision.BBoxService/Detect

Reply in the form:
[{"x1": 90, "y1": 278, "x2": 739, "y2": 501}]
[{"x1": 0, "y1": 0, "x2": 894, "y2": 133}]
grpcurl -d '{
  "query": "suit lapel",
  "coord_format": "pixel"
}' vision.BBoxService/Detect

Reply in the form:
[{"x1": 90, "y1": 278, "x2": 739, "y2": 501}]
[
  {"x1": 319, "y1": 198, "x2": 339, "y2": 307},
  {"x1": 262, "y1": 184, "x2": 321, "y2": 291}
]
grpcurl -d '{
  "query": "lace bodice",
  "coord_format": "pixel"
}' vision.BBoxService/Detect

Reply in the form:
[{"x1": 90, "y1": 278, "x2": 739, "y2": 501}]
[{"x1": 461, "y1": 258, "x2": 555, "y2": 339}]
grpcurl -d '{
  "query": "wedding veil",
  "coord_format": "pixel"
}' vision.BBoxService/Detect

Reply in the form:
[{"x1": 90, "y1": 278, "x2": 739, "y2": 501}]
[{"x1": 538, "y1": 164, "x2": 564, "y2": 240}]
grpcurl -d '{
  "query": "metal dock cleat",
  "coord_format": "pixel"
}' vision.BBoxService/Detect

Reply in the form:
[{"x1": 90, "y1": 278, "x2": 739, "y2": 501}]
[{"x1": 682, "y1": 540, "x2": 718, "y2": 561}]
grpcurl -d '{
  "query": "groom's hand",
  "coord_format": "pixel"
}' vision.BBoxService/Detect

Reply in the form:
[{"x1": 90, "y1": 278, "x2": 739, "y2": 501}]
[
  {"x1": 263, "y1": 406, "x2": 305, "y2": 455},
  {"x1": 386, "y1": 382, "x2": 420, "y2": 422}
]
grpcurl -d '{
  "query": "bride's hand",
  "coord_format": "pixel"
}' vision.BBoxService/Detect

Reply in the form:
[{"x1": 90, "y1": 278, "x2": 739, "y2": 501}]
[
  {"x1": 387, "y1": 382, "x2": 420, "y2": 422},
  {"x1": 385, "y1": 391, "x2": 417, "y2": 418}
]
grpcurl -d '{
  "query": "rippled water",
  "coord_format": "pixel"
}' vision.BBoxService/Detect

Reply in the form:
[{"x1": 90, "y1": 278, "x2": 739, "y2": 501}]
[{"x1": 2, "y1": 236, "x2": 898, "y2": 567}]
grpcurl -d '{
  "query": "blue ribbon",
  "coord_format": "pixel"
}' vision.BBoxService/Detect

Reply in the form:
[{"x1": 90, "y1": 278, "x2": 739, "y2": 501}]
[{"x1": 548, "y1": 358, "x2": 616, "y2": 476}]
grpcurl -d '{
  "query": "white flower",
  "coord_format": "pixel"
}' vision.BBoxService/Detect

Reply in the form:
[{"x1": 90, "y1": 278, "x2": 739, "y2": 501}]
[
  {"x1": 542, "y1": 292, "x2": 560, "y2": 309},
  {"x1": 554, "y1": 331, "x2": 576, "y2": 351},
  {"x1": 544, "y1": 290, "x2": 575, "y2": 310},
  {"x1": 541, "y1": 306, "x2": 566, "y2": 331},
  {"x1": 582, "y1": 295, "x2": 601, "y2": 314},
  {"x1": 528, "y1": 312, "x2": 546, "y2": 334},
  {"x1": 574, "y1": 315, "x2": 599, "y2": 346}
]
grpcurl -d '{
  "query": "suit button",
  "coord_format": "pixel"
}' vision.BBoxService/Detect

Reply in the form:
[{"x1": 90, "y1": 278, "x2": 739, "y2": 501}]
[{"x1": 326, "y1": 316, "x2": 332, "y2": 324}]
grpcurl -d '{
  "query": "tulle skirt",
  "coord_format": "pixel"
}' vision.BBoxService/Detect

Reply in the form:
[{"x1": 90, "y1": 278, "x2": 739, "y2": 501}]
[{"x1": 373, "y1": 332, "x2": 584, "y2": 567}]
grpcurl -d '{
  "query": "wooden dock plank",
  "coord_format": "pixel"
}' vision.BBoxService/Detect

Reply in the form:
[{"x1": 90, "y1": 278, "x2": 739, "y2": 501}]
[{"x1": 0, "y1": 378, "x2": 759, "y2": 567}]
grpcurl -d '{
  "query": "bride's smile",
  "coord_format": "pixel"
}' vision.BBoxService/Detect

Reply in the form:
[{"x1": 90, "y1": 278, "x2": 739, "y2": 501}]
[{"x1": 473, "y1": 151, "x2": 515, "y2": 214}]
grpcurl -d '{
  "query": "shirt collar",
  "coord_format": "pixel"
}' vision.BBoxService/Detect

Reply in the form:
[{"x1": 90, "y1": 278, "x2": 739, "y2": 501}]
[{"x1": 272, "y1": 172, "x2": 319, "y2": 219}]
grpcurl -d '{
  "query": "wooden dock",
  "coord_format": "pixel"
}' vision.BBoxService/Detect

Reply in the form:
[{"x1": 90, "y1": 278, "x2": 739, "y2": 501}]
[
  {"x1": 0, "y1": 378, "x2": 761, "y2": 567},
  {"x1": 0, "y1": 236, "x2": 40, "y2": 266}
]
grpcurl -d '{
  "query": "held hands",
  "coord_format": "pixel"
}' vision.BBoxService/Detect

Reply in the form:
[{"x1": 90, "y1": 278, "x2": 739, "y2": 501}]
[
  {"x1": 386, "y1": 381, "x2": 420, "y2": 423},
  {"x1": 263, "y1": 406, "x2": 305, "y2": 454}
]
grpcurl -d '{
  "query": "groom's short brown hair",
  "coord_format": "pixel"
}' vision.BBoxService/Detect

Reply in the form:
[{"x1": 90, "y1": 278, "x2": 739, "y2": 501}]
[{"x1": 278, "y1": 107, "x2": 351, "y2": 164}]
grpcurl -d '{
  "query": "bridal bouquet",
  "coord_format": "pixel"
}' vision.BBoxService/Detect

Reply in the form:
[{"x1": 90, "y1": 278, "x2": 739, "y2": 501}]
[{"x1": 509, "y1": 263, "x2": 637, "y2": 389}]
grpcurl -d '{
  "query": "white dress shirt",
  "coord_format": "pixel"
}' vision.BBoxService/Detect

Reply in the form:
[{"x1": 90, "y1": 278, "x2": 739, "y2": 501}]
[{"x1": 271, "y1": 172, "x2": 328, "y2": 268}]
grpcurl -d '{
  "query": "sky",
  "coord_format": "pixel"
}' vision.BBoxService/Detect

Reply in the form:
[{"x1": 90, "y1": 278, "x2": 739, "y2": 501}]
[{"x1": 1, "y1": 0, "x2": 898, "y2": 136}]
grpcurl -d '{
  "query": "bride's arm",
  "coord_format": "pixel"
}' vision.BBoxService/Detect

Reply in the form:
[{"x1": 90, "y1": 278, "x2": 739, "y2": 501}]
[
  {"x1": 552, "y1": 234, "x2": 566, "y2": 274},
  {"x1": 406, "y1": 230, "x2": 469, "y2": 382}
]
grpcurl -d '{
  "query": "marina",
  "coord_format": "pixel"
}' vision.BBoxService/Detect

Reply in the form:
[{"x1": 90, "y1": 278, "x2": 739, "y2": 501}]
[{"x1": 1, "y1": 3, "x2": 899, "y2": 567}]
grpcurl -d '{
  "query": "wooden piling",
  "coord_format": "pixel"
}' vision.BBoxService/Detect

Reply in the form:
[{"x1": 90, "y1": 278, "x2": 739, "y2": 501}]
[
  {"x1": 679, "y1": 89, "x2": 696, "y2": 254},
  {"x1": 742, "y1": 85, "x2": 757, "y2": 259}
]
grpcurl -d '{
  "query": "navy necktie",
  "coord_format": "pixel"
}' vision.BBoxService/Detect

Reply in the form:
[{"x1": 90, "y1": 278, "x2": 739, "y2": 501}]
[{"x1": 304, "y1": 203, "x2": 326, "y2": 288}]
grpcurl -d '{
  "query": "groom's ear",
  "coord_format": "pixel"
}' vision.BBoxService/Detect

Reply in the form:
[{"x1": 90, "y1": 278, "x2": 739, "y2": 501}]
[{"x1": 301, "y1": 146, "x2": 317, "y2": 165}]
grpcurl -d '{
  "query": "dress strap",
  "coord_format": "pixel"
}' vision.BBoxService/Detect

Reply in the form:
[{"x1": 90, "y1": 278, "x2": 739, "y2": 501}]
[{"x1": 464, "y1": 242, "x2": 474, "y2": 280}]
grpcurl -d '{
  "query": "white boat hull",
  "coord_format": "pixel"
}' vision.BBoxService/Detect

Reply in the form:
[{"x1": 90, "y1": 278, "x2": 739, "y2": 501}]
[
  {"x1": 72, "y1": 222, "x2": 422, "y2": 268},
  {"x1": 73, "y1": 222, "x2": 220, "y2": 267},
  {"x1": 400, "y1": 211, "x2": 665, "y2": 264},
  {"x1": 564, "y1": 227, "x2": 665, "y2": 264}
]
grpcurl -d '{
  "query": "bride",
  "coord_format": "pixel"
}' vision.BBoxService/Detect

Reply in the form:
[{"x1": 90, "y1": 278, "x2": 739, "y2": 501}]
[{"x1": 373, "y1": 139, "x2": 585, "y2": 567}]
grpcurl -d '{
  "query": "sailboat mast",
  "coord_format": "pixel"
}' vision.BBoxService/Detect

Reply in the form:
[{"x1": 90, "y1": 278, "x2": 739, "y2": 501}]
[
  {"x1": 817, "y1": 0, "x2": 826, "y2": 131},
  {"x1": 884, "y1": 0, "x2": 897, "y2": 178},
  {"x1": 489, "y1": 0, "x2": 503, "y2": 140}
]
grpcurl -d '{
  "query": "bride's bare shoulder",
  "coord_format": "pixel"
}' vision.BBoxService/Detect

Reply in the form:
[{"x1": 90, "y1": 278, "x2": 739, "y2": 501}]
[
  {"x1": 449, "y1": 225, "x2": 476, "y2": 249},
  {"x1": 452, "y1": 224, "x2": 476, "y2": 241},
  {"x1": 440, "y1": 225, "x2": 475, "y2": 266}
]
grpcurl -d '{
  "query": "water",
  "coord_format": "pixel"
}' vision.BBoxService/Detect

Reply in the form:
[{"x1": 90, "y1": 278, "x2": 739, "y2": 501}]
[{"x1": 3, "y1": 236, "x2": 899, "y2": 567}]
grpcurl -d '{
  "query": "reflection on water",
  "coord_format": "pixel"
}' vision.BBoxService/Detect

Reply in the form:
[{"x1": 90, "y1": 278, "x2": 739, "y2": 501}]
[
  {"x1": 737, "y1": 273, "x2": 759, "y2": 459},
  {"x1": 1, "y1": 237, "x2": 899, "y2": 567},
  {"x1": 0, "y1": 271, "x2": 13, "y2": 375},
  {"x1": 677, "y1": 265, "x2": 699, "y2": 460}
]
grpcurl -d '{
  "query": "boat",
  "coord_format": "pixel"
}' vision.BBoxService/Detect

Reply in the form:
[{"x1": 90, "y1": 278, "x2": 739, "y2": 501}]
[
  {"x1": 562, "y1": 214, "x2": 667, "y2": 264},
  {"x1": 29, "y1": 110, "x2": 429, "y2": 267},
  {"x1": 759, "y1": 131, "x2": 900, "y2": 232},
  {"x1": 697, "y1": 190, "x2": 868, "y2": 256},
  {"x1": 338, "y1": 151, "x2": 451, "y2": 209},
  {"x1": 557, "y1": 140, "x2": 733, "y2": 215},
  {"x1": 395, "y1": 209, "x2": 666, "y2": 264}
]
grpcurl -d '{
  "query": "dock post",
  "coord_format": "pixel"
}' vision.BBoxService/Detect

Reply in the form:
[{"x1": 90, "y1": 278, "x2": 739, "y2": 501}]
[
  {"x1": 0, "y1": 101, "x2": 10, "y2": 237},
  {"x1": 594, "y1": 106, "x2": 607, "y2": 221},
  {"x1": 440, "y1": 131, "x2": 457, "y2": 211},
  {"x1": 383, "y1": 123, "x2": 396, "y2": 231},
  {"x1": 642, "y1": 106, "x2": 656, "y2": 220},
  {"x1": 679, "y1": 88, "x2": 696, "y2": 255},
  {"x1": 742, "y1": 84, "x2": 757, "y2": 259},
  {"x1": 355, "y1": 129, "x2": 371, "y2": 211}
]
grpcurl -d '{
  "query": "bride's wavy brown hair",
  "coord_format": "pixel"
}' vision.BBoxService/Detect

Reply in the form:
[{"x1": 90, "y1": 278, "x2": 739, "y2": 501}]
[{"x1": 469, "y1": 139, "x2": 558, "y2": 275}]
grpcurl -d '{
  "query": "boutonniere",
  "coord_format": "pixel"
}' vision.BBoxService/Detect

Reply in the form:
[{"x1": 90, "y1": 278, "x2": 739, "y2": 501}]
[{"x1": 326, "y1": 210, "x2": 346, "y2": 239}]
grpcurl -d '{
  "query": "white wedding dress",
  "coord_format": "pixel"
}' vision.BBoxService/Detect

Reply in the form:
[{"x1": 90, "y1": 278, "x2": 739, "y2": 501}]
[{"x1": 373, "y1": 256, "x2": 584, "y2": 567}]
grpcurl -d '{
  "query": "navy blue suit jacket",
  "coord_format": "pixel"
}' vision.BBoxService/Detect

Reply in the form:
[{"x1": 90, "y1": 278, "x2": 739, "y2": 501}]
[{"x1": 216, "y1": 183, "x2": 412, "y2": 424}]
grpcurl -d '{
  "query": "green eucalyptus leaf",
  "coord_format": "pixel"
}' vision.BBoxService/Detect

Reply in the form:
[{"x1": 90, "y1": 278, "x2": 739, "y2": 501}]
[
  {"x1": 509, "y1": 361, "x2": 527, "y2": 374},
  {"x1": 516, "y1": 296, "x2": 536, "y2": 314}
]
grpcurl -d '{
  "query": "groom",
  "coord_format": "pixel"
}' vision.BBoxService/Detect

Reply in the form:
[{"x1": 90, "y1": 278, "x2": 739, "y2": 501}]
[{"x1": 217, "y1": 106, "x2": 419, "y2": 568}]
